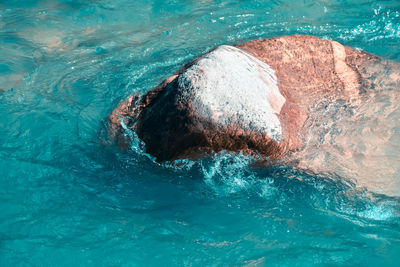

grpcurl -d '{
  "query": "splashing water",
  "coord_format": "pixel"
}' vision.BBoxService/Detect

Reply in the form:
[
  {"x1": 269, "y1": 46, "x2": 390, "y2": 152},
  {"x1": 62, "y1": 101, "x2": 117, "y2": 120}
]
[{"x1": 1, "y1": 0, "x2": 400, "y2": 265}]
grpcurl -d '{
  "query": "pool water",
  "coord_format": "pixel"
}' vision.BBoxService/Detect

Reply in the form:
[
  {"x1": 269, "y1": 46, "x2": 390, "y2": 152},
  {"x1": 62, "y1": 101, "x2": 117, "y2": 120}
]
[{"x1": 1, "y1": 0, "x2": 400, "y2": 265}]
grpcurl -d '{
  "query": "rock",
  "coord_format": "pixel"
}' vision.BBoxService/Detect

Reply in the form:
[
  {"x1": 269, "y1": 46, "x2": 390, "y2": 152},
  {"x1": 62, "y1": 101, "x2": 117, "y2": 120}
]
[{"x1": 108, "y1": 35, "x2": 389, "y2": 162}]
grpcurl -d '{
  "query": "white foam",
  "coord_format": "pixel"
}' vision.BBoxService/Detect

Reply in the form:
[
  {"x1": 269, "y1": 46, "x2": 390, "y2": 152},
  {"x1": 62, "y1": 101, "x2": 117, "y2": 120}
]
[{"x1": 178, "y1": 45, "x2": 286, "y2": 141}]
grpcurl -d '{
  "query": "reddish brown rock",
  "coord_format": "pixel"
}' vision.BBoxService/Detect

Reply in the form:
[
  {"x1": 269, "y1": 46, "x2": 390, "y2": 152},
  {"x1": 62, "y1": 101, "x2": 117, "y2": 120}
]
[{"x1": 108, "y1": 35, "x2": 386, "y2": 162}]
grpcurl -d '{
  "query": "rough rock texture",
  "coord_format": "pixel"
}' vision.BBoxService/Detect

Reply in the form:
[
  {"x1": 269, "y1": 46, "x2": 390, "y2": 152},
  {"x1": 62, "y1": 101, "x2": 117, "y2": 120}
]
[
  {"x1": 108, "y1": 35, "x2": 381, "y2": 162},
  {"x1": 237, "y1": 35, "x2": 381, "y2": 151}
]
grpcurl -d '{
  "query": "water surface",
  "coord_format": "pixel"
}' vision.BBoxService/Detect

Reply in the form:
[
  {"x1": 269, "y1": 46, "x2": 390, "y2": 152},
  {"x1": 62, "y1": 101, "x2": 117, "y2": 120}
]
[{"x1": 1, "y1": 0, "x2": 400, "y2": 266}]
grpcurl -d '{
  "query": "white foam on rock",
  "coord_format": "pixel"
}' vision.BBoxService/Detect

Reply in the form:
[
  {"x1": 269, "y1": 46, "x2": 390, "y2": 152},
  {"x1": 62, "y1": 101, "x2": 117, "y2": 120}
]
[{"x1": 178, "y1": 45, "x2": 286, "y2": 141}]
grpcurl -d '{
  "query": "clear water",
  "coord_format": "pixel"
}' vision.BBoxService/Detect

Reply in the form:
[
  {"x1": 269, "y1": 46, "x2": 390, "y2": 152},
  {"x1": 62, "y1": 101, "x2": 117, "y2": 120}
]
[{"x1": 1, "y1": 0, "x2": 400, "y2": 266}]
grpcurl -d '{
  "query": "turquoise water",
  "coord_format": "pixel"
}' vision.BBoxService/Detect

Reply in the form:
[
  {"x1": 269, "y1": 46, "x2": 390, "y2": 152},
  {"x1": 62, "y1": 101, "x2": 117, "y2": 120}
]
[{"x1": 1, "y1": 0, "x2": 400, "y2": 266}]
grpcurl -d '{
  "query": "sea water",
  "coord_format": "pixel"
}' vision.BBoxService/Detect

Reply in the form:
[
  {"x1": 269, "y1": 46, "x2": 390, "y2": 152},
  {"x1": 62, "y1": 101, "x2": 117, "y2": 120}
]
[{"x1": 0, "y1": 0, "x2": 400, "y2": 266}]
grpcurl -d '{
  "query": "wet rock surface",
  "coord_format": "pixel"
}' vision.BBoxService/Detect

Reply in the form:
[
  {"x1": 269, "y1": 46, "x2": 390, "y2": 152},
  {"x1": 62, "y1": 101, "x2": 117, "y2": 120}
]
[{"x1": 109, "y1": 35, "x2": 388, "y2": 162}]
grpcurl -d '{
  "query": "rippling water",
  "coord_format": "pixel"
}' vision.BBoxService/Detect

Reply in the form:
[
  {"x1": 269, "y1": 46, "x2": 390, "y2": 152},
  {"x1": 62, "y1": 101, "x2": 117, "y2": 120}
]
[{"x1": 1, "y1": 0, "x2": 400, "y2": 265}]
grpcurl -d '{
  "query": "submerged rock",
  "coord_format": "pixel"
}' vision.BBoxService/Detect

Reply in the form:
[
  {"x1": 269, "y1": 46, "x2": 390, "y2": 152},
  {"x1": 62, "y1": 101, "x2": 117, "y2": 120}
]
[{"x1": 109, "y1": 35, "x2": 397, "y2": 162}]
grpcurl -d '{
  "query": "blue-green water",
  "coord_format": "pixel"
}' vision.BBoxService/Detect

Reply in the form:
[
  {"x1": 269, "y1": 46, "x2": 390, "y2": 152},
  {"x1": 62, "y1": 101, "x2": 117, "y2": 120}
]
[{"x1": 1, "y1": 0, "x2": 400, "y2": 266}]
